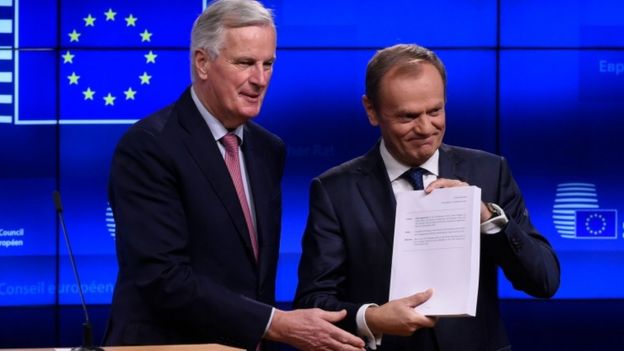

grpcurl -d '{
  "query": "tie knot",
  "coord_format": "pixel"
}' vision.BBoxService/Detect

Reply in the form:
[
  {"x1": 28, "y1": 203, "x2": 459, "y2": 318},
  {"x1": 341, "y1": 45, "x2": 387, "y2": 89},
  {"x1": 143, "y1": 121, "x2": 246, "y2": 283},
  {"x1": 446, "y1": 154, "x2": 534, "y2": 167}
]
[
  {"x1": 220, "y1": 133, "x2": 239, "y2": 154},
  {"x1": 403, "y1": 167, "x2": 427, "y2": 190}
]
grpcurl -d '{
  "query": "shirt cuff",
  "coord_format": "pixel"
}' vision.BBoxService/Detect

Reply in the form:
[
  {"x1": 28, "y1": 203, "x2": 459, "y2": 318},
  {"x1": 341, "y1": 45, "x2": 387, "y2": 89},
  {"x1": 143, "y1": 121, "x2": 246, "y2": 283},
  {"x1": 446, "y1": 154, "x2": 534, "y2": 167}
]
[
  {"x1": 262, "y1": 307, "x2": 276, "y2": 337},
  {"x1": 480, "y1": 202, "x2": 509, "y2": 234},
  {"x1": 356, "y1": 304, "x2": 383, "y2": 350}
]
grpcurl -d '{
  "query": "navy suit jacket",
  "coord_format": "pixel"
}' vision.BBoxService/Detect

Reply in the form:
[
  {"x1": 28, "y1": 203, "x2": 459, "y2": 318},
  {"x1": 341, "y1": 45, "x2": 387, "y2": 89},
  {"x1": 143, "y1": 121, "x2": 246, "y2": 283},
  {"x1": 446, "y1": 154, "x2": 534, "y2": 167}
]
[
  {"x1": 295, "y1": 143, "x2": 560, "y2": 351},
  {"x1": 103, "y1": 88, "x2": 285, "y2": 349}
]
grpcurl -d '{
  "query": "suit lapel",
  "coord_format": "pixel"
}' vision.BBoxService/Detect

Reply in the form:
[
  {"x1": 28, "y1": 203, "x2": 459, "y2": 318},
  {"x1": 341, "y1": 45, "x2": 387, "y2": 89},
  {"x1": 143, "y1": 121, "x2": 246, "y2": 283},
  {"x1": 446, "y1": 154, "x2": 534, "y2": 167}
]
[
  {"x1": 356, "y1": 143, "x2": 397, "y2": 247},
  {"x1": 241, "y1": 124, "x2": 274, "y2": 278},
  {"x1": 438, "y1": 144, "x2": 467, "y2": 181},
  {"x1": 176, "y1": 88, "x2": 257, "y2": 264}
]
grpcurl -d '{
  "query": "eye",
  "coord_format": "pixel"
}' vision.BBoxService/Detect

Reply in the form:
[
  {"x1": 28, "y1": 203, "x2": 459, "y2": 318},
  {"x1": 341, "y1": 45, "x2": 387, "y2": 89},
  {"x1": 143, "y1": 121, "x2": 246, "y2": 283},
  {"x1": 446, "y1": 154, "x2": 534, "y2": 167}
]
[
  {"x1": 263, "y1": 60, "x2": 275, "y2": 70},
  {"x1": 396, "y1": 114, "x2": 416, "y2": 123},
  {"x1": 236, "y1": 60, "x2": 254, "y2": 67},
  {"x1": 428, "y1": 107, "x2": 443, "y2": 116}
]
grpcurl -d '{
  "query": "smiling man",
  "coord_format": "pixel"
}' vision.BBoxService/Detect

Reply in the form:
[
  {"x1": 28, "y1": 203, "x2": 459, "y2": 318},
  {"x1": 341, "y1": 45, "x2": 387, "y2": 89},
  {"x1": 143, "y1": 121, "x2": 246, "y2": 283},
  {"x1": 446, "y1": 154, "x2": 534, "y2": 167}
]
[
  {"x1": 104, "y1": 1, "x2": 364, "y2": 350},
  {"x1": 295, "y1": 44, "x2": 560, "y2": 351}
]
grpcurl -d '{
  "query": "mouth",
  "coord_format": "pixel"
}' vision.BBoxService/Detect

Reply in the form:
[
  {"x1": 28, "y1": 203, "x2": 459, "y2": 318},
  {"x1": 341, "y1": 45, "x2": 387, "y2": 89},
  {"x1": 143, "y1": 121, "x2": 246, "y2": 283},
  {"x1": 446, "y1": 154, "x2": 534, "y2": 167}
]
[
  {"x1": 409, "y1": 135, "x2": 437, "y2": 145},
  {"x1": 240, "y1": 92, "x2": 261, "y2": 104}
]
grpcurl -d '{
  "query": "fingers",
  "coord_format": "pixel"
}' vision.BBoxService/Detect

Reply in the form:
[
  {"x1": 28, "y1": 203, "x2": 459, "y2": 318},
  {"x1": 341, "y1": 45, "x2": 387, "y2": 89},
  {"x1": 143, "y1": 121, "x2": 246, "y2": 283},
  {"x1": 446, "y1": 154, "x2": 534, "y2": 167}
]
[
  {"x1": 404, "y1": 289, "x2": 437, "y2": 329},
  {"x1": 328, "y1": 325, "x2": 366, "y2": 349},
  {"x1": 319, "y1": 310, "x2": 365, "y2": 349},
  {"x1": 318, "y1": 308, "x2": 348, "y2": 323},
  {"x1": 405, "y1": 288, "x2": 433, "y2": 307},
  {"x1": 425, "y1": 178, "x2": 468, "y2": 193},
  {"x1": 414, "y1": 314, "x2": 437, "y2": 328}
]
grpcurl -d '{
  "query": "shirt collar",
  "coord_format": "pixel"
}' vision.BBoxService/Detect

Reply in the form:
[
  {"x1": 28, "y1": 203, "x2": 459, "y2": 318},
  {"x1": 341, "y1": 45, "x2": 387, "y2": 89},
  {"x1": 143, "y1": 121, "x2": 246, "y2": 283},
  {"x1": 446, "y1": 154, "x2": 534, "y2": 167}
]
[
  {"x1": 379, "y1": 139, "x2": 439, "y2": 182},
  {"x1": 190, "y1": 86, "x2": 245, "y2": 143}
]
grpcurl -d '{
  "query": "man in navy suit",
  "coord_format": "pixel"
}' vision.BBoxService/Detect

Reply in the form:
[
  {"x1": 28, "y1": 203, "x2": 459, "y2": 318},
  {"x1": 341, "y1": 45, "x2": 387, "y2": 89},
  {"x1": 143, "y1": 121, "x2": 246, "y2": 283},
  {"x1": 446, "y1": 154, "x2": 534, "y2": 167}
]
[
  {"x1": 104, "y1": 1, "x2": 365, "y2": 350},
  {"x1": 295, "y1": 44, "x2": 560, "y2": 350}
]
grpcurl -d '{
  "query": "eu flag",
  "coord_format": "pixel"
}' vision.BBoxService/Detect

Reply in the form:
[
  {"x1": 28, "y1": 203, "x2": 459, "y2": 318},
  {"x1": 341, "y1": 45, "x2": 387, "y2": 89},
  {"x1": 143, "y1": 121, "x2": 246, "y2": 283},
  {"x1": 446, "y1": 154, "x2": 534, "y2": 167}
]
[
  {"x1": 17, "y1": 0, "x2": 204, "y2": 125},
  {"x1": 575, "y1": 209, "x2": 617, "y2": 239}
]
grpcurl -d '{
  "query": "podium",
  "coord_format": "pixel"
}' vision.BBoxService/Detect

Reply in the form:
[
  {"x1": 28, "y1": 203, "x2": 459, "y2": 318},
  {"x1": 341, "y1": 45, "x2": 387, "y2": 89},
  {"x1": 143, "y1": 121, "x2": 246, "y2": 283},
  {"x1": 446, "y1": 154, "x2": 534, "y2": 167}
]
[{"x1": 0, "y1": 345, "x2": 243, "y2": 351}]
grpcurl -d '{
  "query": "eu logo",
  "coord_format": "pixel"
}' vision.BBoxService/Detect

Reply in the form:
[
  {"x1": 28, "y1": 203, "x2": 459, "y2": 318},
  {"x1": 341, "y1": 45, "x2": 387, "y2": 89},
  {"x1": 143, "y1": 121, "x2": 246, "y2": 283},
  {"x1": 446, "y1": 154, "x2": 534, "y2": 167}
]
[{"x1": 575, "y1": 209, "x2": 617, "y2": 239}]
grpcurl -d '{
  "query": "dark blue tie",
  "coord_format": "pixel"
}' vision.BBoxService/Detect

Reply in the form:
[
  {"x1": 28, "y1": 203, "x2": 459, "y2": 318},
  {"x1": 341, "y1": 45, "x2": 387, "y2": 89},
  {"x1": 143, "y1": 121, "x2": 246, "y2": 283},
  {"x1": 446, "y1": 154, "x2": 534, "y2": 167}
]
[{"x1": 403, "y1": 167, "x2": 427, "y2": 190}]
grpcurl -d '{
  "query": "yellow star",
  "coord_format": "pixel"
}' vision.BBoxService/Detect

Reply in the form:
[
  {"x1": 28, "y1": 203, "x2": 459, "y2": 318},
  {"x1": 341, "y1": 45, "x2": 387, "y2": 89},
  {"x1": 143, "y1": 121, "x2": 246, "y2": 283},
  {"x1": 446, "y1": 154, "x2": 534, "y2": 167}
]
[
  {"x1": 83, "y1": 14, "x2": 96, "y2": 27},
  {"x1": 125, "y1": 14, "x2": 137, "y2": 27},
  {"x1": 104, "y1": 8, "x2": 117, "y2": 21},
  {"x1": 82, "y1": 88, "x2": 95, "y2": 100},
  {"x1": 103, "y1": 93, "x2": 116, "y2": 106},
  {"x1": 140, "y1": 29, "x2": 152, "y2": 42},
  {"x1": 62, "y1": 51, "x2": 75, "y2": 64},
  {"x1": 124, "y1": 87, "x2": 137, "y2": 100},
  {"x1": 68, "y1": 29, "x2": 81, "y2": 42},
  {"x1": 144, "y1": 51, "x2": 157, "y2": 64},
  {"x1": 67, "y1": 72, "x2": 80, "y2": 85},
  {"x1": 139, "y1": 72, "x2": 152, "y2": 85}
]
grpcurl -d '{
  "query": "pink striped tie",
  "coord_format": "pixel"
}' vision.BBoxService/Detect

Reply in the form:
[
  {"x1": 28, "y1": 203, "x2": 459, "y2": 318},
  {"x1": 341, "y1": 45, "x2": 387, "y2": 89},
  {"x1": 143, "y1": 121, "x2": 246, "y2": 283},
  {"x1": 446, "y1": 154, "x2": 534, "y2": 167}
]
[{"x1": 221, "y1": 133, "x2": 259, "y2": 261}]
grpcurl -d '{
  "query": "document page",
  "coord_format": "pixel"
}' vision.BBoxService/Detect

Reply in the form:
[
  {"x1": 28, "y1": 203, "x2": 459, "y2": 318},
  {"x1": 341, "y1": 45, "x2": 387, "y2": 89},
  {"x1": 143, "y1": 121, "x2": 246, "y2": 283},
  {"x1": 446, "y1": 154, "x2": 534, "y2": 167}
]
[{"x1": 389, "y1": 186, "x2": 481, "y2": 316}]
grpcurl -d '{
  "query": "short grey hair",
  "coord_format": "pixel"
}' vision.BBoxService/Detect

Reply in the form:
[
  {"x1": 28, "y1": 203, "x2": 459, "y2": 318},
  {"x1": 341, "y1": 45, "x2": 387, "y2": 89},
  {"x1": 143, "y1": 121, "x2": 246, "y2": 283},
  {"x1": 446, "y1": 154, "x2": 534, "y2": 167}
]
[
  {"x1": 190, "y1": 0, "x2": 275, "y2": 81},
  {"x1": 365, "y1": 44, "x2": 447, "y2": 108}
]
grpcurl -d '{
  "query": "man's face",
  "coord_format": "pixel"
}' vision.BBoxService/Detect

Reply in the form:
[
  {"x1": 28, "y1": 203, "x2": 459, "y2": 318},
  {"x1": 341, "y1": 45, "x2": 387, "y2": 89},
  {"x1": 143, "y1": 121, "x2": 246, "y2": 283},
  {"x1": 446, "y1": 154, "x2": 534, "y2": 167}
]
[
  {"x1": 364, "y1": 62, "x2": 446, "y2": 167},
  {"x1": 195, "y1": 25, "x2": 276, "y2": 128}
]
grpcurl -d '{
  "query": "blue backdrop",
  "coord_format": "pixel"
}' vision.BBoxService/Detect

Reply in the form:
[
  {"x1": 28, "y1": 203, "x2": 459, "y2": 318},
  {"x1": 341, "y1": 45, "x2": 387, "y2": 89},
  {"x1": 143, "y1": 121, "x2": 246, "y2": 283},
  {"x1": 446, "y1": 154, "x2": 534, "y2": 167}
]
[{"x1": 1, "y1": 0, "x2": 623, "y2": 307}]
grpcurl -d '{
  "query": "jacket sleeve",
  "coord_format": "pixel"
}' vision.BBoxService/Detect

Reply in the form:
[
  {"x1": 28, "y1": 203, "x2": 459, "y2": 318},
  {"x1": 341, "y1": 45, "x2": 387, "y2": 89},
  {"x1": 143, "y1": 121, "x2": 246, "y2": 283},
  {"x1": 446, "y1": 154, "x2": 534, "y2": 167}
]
[
  {"x1": 294, "y1": 177, "x2": 362, "y2": 333},
  {"x1": 482, "y1": 157, "x2": 561, "y2": 298}
]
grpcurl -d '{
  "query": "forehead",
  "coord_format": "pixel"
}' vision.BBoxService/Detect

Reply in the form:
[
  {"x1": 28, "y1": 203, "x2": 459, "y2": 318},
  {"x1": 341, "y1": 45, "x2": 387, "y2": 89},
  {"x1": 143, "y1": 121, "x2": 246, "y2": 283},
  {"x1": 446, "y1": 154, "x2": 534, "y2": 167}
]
[
  {"x1": 378, "y1": 62, "x2": 444, "y2": 104},
  {"x1": 221, "y1": 25, "x2": 276, "y2": 54}
]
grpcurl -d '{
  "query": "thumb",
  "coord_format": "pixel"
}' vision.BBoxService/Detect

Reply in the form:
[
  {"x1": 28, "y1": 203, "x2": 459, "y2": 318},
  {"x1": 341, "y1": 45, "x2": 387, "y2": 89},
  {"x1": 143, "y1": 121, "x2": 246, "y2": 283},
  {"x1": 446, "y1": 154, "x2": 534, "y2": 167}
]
[
  {"x1": 405, "y1": 288, "x2": 433, "y2": 307},
  {"x1": 318, "y1": 309, "x2": 348, "y2": 323}
]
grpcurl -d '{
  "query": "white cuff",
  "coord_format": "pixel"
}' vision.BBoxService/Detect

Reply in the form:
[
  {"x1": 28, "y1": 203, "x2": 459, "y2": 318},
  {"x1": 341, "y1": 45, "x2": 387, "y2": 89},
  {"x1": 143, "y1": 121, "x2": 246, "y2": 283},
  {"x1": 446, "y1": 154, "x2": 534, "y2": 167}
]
[
  {"x1": 481, "y1": 203, "x2": 509, "y2": 234},
  {"x1": 356, "y1": 304, "x2": 383, "y2": 350},
  {"x1": 262, "y1": 307, "x2": 275, "y2": 337}
]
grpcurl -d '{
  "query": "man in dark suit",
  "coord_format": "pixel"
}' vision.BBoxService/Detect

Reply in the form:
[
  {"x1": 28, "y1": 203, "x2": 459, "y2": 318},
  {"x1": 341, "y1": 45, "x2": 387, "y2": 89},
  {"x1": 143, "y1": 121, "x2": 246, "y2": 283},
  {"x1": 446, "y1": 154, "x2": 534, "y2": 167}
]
[
  {"x1": 104, "y1": 1, "x2": 365, "y2": 350},
  {"x1": 295, "y1": 44, "x2": 560, "y2": 350}
]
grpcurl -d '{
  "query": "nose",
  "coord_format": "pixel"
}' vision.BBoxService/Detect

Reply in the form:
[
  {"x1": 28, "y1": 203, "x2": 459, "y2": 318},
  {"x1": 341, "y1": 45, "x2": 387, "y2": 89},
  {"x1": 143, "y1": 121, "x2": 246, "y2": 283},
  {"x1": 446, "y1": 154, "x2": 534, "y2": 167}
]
[
  {"x1": 249, "y1": 63, "x2": 269, "y2": 87},
  {"x1": 411, "y1": 116, "x2": 434, "y2": 135}
]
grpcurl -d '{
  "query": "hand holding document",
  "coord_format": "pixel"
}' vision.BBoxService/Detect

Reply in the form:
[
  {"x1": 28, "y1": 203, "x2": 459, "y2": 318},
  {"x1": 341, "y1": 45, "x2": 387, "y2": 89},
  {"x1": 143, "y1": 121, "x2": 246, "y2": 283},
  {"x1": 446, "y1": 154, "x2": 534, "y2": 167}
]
[{"x1": 389, "y1": 186, "x2": 481, "y2": 317}]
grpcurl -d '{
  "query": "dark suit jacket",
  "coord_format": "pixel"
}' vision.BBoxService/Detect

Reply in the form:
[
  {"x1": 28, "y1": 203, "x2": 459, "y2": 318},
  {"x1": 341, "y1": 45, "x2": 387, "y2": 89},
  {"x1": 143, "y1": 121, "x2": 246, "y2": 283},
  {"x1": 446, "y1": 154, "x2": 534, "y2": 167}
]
[
  {"x1": 295, "y1": 143, "x2": 560, "y2": 351},
  {"x1": 103, "y1": 88, "x2": 286, "y2": 350}
]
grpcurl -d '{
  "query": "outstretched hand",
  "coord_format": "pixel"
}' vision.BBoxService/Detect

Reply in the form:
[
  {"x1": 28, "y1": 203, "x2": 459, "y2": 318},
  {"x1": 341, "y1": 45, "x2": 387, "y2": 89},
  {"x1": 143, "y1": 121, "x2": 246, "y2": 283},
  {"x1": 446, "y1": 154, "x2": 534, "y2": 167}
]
[{"x1": 266, "y1": 308, "x2": 365, "y2": 351}]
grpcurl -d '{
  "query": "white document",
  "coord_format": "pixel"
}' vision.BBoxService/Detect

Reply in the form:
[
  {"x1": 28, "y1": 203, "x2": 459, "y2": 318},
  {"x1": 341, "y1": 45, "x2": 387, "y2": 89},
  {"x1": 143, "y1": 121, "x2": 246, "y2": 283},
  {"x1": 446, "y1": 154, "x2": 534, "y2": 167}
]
[{"x1": 389, "y1": 186, "x2": 481, "y2": 317}]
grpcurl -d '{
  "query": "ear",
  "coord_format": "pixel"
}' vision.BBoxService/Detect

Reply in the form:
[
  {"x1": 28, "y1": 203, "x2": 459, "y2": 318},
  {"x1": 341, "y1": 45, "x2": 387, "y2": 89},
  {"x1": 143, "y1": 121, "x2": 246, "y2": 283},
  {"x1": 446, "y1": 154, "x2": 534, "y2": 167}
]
[
  {"x1": 362, "y1": 95, "x2": 380, "y2": 126},
  {"x1": 193, "y1": 49, "x2": 211, "y2": 80}
]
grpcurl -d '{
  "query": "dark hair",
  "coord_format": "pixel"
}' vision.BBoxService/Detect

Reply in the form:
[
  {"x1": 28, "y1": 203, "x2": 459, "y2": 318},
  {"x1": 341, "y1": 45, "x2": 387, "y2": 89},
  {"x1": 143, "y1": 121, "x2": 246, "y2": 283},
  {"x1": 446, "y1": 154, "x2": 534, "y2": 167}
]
[{"x1": 365, "y1": 44, "x2": 447, "y2": 108}]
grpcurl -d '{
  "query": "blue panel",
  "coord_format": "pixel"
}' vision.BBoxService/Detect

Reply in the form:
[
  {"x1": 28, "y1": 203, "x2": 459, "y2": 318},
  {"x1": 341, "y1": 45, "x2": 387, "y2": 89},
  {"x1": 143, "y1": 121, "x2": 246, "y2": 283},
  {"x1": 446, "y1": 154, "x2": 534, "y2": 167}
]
[
  {"x1": 0, "y1": 179, "x2": 56, "y2": 306},
  {"x1": 59, "y1": 125, "x2": 127, "y2": 254},
  {"x1": 17, "y1": 50, "x2": 57, "y2": 123},
  {"x1": 58, "y1": 255, "x2": 117, "y2": 304},
  {"x1": 439, "y1": 50, "x2": 497, "y2": 153},
  {"x1": 0, "y1": 256, "x2": 56, "y2": 306},
  {"x1": 57, "y1": 125, "x2": 128, "y2": 304},
  {"x1": 59, "y1": 0, "x2": 202, "y2": 48},
  {"x1": 267, "y1": 0, "x2": 496, "y2": 47},
  {"x1": 501, "y1": 0, "x2": 624, "y2": 47},
  {"x1": 59, "y1": 50, "x2": 190, "y2": 122},
  {"x1": 18, "y1": 0, "x2": 57, "y2": 48},
  {"x1": 499, "y1": 50, "x2": 624, "y2": 298},
  {"x1": 0, "y1": 74, "x2": 57, "y2": 304}
]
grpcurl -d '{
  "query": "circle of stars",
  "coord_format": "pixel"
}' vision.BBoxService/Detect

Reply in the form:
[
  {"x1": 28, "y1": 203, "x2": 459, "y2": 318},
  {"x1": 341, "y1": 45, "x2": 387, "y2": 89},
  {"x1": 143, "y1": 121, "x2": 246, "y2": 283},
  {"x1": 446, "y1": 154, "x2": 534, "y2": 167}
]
[
  {"x1": 63, "y1": 8, "x2": 157, "y2": 107},
  {"x1": 584, "y1": 213, "x2": 607, "y2": 235}
]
